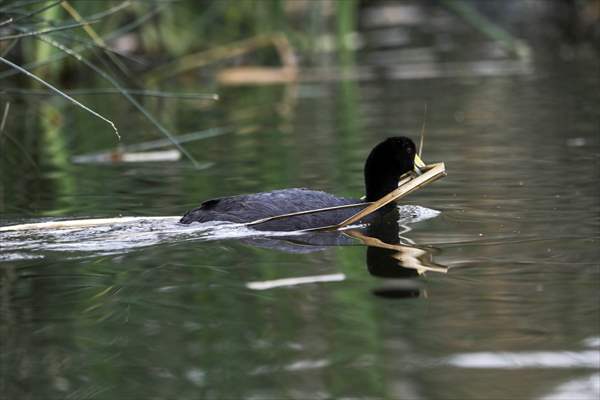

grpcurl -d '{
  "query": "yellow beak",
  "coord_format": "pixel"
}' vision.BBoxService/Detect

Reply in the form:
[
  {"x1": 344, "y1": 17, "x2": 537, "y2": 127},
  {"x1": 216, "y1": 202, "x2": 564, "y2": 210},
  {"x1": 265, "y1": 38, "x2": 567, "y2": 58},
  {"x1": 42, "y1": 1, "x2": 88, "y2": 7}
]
[{"x1": 414, "y1": 154, "x2": 426, "y2": 175}]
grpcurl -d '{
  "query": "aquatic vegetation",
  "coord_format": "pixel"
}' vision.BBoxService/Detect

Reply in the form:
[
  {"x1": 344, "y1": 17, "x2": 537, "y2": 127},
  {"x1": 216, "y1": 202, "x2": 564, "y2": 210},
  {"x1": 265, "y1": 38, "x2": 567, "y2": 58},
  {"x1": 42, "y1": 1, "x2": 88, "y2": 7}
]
[{"x1": 0, "y1": 0, "x2": 358, "y2": 168}]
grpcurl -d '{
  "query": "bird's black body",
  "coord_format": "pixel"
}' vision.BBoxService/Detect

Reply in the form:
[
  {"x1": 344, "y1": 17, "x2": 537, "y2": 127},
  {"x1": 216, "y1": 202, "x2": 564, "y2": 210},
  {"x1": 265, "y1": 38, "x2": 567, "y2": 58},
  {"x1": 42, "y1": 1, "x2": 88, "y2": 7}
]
[
  {"x1": 180, "y1": 137, "x2": 418, "y2": 231},
  {"x1": 179, "y1": 188, "x2": 376, "y2": 230}
]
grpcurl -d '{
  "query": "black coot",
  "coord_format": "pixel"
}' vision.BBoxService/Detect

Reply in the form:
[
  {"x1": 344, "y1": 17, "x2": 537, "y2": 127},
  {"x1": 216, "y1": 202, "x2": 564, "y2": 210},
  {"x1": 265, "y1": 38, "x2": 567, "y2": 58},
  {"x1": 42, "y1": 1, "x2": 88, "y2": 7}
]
[{"x1": 180, "y1": 136, "x2": 419, "y2": 231}]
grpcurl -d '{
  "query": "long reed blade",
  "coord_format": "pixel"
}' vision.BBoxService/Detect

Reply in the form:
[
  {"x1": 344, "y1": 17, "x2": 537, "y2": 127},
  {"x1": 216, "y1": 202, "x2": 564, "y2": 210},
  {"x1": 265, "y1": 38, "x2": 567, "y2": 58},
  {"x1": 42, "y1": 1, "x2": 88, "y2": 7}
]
[{"x1": 0, "y1": 55, "x2": 120, "y2": 139}]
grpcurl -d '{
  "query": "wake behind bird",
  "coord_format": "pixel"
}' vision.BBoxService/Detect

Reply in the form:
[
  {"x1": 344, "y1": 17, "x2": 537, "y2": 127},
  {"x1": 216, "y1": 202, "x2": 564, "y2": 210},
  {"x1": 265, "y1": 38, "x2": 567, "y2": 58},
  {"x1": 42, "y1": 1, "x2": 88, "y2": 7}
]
[{"x1": 0, "y1": 205, "x2": 440, "y2": 261}]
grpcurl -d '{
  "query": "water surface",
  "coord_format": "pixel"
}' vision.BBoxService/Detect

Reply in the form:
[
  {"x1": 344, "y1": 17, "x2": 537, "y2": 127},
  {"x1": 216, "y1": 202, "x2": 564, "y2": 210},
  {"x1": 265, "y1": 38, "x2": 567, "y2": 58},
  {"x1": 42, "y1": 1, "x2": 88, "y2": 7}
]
[{"x1": 1, "y1": 20, "x2": 599, "y2": 400}]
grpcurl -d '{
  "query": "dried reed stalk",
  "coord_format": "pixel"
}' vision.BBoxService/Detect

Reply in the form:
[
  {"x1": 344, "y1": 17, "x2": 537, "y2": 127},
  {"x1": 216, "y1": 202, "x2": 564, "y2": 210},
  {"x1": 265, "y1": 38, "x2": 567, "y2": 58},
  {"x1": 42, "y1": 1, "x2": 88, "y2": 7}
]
[
  {"x1": 0, "y1": 217, "x2": 180, "y2": 232},
  {"x1": 301, "y1": 162, "x2": 446, "y2": 232}
]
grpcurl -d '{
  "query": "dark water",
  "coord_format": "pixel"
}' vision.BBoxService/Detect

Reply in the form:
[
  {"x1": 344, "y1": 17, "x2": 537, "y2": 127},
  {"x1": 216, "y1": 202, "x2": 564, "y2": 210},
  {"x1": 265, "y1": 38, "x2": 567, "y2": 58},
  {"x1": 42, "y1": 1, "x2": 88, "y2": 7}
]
[{"x1": 2, "y1": 20, "x2": 600, "y2": 400}]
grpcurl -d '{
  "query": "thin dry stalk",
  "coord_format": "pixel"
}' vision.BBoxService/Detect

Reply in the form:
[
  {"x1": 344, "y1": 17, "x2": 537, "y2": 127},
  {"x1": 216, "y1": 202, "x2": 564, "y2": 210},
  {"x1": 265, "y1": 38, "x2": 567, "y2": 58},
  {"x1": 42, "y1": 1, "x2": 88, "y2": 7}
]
[
  {"x1": 303, "y1": 162, "x2": 446, "y2": 232},
  {"x1": 0, "y1": 55, "x2": 120, "y2": 139},
  {"x1": 0, "y1": 217, "x2": 180, "y2": 232},
  {"x1": 151, "y1": 34, "x2": 296, "y2": 83},
  {"x1": 248, "y1": 162, "x2": 445, "y2": 231},
  {"x1": 247, "y1": 174, "x2": 417, "y2": 227},
  {"x1": 246, "y1": 203, "x2": 368, "y2": 227},
  {"x1": 217, "y1": 34, "x2": 298, "y2": 85}
]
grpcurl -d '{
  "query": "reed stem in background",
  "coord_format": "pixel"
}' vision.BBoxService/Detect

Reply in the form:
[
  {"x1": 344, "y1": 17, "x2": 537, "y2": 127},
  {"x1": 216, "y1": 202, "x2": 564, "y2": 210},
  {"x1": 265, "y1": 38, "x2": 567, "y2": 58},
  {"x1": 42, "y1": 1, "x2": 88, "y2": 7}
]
[{"x1": 0, "y1": 55, "x2": 120, "y2": 139}]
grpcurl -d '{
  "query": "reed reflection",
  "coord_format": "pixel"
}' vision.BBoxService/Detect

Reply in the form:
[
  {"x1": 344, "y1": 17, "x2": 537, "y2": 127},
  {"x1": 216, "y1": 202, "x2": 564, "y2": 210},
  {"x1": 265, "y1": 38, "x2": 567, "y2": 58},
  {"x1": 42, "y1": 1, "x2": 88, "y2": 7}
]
[
  {"x1": 350, "y1": 212, "x2": 446, "y2": 298},
  {"x1": 243, "y1": 208, "x2": 448, "y2": 297}
]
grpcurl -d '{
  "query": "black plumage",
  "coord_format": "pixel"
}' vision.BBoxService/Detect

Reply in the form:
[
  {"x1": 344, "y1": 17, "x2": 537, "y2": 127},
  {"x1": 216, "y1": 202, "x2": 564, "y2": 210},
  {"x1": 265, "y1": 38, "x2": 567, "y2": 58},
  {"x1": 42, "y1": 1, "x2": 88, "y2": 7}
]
[{"x1": 180, "y1": 137, "x2": 418, "y2": 231}]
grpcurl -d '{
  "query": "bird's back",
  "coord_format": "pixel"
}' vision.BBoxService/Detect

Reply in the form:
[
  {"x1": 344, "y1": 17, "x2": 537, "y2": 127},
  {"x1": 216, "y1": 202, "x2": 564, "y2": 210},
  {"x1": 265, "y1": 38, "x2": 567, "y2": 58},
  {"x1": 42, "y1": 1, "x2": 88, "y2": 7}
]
[{"x1": 179, "y1": 188, "x2": 368, "y2": 231}]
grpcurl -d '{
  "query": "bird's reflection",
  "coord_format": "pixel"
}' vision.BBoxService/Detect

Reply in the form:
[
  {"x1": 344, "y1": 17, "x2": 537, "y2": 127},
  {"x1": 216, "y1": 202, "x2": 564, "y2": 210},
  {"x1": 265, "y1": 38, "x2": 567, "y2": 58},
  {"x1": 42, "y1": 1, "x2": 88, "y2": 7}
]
[{"x1": 242, "y1": 208, "x2": 447, "y2": 298}]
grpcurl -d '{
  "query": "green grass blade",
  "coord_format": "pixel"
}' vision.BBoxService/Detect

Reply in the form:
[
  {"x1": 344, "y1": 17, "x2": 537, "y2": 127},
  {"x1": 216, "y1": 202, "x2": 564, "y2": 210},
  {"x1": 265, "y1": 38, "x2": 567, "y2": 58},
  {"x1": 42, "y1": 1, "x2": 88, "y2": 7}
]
[
  {"x1": 0, "y1": 6, "x2": 162, "y2": 80},
  {"x1": 0, "y1": 20, "x2": 98, "y2": 40},
  {"x1": 0, "y1": 0, "x2": 62, "y2": 25}
]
